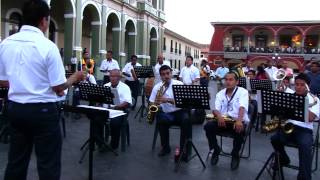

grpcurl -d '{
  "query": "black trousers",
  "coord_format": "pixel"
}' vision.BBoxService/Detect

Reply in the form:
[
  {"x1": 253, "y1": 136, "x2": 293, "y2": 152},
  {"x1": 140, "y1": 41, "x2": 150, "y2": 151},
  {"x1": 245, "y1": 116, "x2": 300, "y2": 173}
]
[
  {"x1": 204, "y1": 121, "x2": 245, "y2": 157},
  {"x1": 156, "y1": 109, "x2": 192, "y2": 151},
  {"x1": 125, "y1": 80, "x2": 139, "y2": 108},
  {"x1": 4, "y1": 101, "x2": 62, "y2": 180},
  {"x1": 93, "y1": 114, "x2": 126, "y2": 149},
  {"x1": 271, "y1": 126, "x2": 313, "y2": 180}
]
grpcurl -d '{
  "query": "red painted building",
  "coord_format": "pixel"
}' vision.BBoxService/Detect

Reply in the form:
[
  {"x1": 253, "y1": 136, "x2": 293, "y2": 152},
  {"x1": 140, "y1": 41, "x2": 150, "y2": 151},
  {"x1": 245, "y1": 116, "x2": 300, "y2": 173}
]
[{"x1": 208, "y1": 21, "x2": 320, "y2": 71}]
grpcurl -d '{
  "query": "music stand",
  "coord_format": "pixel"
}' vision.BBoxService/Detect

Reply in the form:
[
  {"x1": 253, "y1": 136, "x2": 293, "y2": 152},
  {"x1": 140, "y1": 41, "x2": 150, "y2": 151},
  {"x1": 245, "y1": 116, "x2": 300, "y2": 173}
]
[
  {"x1": 77, "y1": 83, "x2": 117, "y2": 180},
  {"x1": 238, "y1": 77, "x2": 248, "y2": 89},
  {"x1": 172, "y1": 85, "x2": 209, "y2": 172},
  {"x1": 134, "y1": 66, "x2": 154, "y2": 121},
  {"x1": 250, "y1": 79, "x2": 274, "y2": 93},
  {"x1": 255, "y1": 90, "x2": 308, "y2": 180}
]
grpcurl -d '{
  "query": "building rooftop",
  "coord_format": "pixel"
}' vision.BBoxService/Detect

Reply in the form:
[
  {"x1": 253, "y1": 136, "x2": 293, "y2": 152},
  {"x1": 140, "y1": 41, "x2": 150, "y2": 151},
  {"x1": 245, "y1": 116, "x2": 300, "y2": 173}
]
[
  {"x1": 164, "y1": 28, "x2": 202, "y2": 48},
  {"x1": 211, "y1": 20, "x2": 320, "y2": 26}
]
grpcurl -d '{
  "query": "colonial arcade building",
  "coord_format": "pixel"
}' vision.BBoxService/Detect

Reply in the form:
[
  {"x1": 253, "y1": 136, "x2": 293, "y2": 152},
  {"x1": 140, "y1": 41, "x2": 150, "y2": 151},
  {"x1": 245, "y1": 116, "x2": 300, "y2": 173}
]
[
  {"x1": 0, "y1": 0, "x2": 165, "y2": 78},
  {"x1": 208, "y1": 21, "x2": 320, "y2": 71}
]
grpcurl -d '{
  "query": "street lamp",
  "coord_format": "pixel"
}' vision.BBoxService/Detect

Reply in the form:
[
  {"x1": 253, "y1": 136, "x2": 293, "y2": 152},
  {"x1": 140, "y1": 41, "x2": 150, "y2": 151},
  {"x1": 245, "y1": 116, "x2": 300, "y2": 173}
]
[{"x1": 272, "y1": 53, "x2": 281, "y2": 65}]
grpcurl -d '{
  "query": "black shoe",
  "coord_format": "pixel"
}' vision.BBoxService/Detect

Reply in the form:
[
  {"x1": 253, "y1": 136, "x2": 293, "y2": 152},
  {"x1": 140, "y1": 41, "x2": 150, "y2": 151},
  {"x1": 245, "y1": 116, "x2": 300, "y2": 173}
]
[
  {"x1": 158, "y1": 147, "x2": 171, "y2": 157},
  {"x1": 272, "y1": 156, "x2": 290, "y2": 170},
  {"x1": 231, "y1": 156, "x2": 240, "y2": 170},
  {"x1": 210, "y1": 148, "x2": 221, "y2": 166}
]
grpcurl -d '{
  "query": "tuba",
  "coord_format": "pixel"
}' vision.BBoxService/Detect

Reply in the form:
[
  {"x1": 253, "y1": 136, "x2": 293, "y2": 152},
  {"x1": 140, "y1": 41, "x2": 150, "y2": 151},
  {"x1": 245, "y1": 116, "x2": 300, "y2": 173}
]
[{"x1": 147, "y1": 81, "x2": 166, "y2": 124}]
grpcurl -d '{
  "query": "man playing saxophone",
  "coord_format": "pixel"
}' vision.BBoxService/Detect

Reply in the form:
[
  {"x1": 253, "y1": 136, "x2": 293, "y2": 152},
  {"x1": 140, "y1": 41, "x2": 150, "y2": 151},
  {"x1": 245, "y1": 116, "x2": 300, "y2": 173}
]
[
  {"x1": 149, "y1": 65, "x2": 192, "y2": 159},
  {"x1": 270, "y1": 73, "x2": 319, "y2": 180},
  {"x1": 204, "y1": 71, "x2": 249, "y2": 170}
]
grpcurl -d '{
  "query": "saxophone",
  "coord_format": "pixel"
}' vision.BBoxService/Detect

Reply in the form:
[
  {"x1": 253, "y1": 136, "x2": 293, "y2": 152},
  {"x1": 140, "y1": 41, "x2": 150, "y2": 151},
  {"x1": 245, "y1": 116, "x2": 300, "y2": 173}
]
[{"x1": 147, "y1": 81, "x2": 166, "y2": 124}]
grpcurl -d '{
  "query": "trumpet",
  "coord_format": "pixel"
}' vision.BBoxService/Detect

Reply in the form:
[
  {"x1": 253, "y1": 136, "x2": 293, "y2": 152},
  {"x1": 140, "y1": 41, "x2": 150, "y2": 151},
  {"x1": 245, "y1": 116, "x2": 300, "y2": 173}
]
[{"x1": 205, "y1": 114, "x2": 235, "y2": 124}]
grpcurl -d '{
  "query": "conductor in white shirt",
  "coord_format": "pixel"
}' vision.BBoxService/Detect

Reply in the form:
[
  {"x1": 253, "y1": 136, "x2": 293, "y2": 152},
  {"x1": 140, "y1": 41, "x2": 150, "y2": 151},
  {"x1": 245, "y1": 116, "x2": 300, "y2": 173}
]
[
  {"x1": 271, "y1": 73, "x2": 319, "y2": 180},
  {"x1": 149, "y1": 65, "x2": 192, "y2": 159},
  {"x1": 179, "y1": 56, "x2": 200, "y2": 85},
  {"x1": 154, "y1": 54, "x2": 171, "y2": 85},
  {"x1": 204, "y1": 72, "x2": 249, "y2": 170},
  {"x1": 100, "y1": 50, "x2": 120, "y2": 84},
  {"x1": 122, "y1": 55, "x2": 142, "y2": 109},
  {"x1": 0, "y1": 1, "x2": 83, "y2": 179}
]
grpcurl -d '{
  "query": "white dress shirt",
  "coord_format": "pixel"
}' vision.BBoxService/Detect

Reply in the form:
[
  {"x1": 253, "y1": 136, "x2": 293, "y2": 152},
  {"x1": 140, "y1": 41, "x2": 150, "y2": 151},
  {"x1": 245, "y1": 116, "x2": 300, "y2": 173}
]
[
  {"x1": 216, "y1": 67, "x2": 229, "y2": 79},
  {"x1": 264, "y1": 66, "x2": 278, "y2": 81},
  {"x1": 0, "y1": 25, "x2": 66, "y2": 103},
  {"x1": 149, "y1": 79, "x2": 183, "y2": 113},
  {"x1": 287, "y1": 93, "x2": 320, "y2": 130},
  {"x1": 154, "y1": 60, "x2": 171, "y2": 84},
  {"x1": 100, "y1": 59, "x2": 120, "y2": 76},
  {"x1": 179, "y1": 65, "x2": 200, "y2": 85},
  {"x1": 122, "y1": 62, "x2": 142, "y2": 81},
  {"x1": 215, "y1": 87, "x2": 250, "y2": 122},
  {"x1": 104, "y1": 81, "x2": 132, "y2": 106}
]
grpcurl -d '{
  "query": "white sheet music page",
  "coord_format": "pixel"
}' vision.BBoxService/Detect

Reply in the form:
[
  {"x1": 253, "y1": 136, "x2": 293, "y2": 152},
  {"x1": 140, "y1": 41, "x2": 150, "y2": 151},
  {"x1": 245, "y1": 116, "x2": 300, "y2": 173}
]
[{"x1": 77, "y1": 105, "x2": 126, "y2": 118}]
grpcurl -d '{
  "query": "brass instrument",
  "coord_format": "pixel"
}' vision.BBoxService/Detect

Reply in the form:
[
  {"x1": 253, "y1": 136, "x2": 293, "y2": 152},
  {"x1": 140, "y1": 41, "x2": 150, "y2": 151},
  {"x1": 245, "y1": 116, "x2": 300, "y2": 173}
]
[
  {"x1": 131, "y1": 67, "x2": 138, "y2": 81},
  {"x1": 233, "y1": 63, "x2": 245, "y2": 77},
  {"x1": 263, "y1": 84, "x2": 319, "y2": 134},
  {"x1": 147, "y1": 81, "x2": 166, "y2": 124},
  {"x1": 205, "y1": 114, "x2": 235, "y2": 124},
  {"x1": 274, "y1": 69, "x2": 287, "y2": 91}
]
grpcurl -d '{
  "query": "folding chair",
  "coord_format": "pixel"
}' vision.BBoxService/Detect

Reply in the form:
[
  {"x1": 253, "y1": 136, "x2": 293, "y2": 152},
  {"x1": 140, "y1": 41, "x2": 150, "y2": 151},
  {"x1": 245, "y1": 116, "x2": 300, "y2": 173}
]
[
  {"x1": 283, "y1": 120, "x2": 319, "y2": 172},
  {"x1": 206, "y1": 102, "x2": 256, "y2": 161},
  {"x1": 151, "y1": 120, "x2": 180, "y2": 150}
]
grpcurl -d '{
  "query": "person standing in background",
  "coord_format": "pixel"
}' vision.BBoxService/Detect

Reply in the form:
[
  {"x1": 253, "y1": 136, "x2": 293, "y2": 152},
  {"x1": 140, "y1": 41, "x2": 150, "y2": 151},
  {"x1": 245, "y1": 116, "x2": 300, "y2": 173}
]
[
  {"x1": 179, "y1": 56, "x2": 200, "y2": 85},
  {"x1": 100, "y1": 50, "x2": 120, "y2": 84}
]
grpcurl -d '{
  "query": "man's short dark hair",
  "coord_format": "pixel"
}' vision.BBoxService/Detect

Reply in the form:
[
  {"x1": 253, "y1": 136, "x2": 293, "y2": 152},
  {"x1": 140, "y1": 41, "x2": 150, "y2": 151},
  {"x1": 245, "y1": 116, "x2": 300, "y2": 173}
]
[
  {"x1": 295, "y1": 73, "x2": 311, "y2": 85},
  {"x1": 22, "y1": 0, "x2": 50, "y2": 27},
  {"x1": 159, "y1": 65, "x2": 172, "y2": 74},
  {"x1": 131, "y1": 55, "x2": 137, "y2": 60},
  {"x1": 226, "y1": 71, "x2": 239, "y2": 81},
  {"x1": 186, "y1": 55, "x2": 193, "y2": 61},
  {"x1": 311, "y1": 61, "x2": 320, "y2": 67},
  {"x1": 107, "y1": 50, "x2": 113, "y2": 54},
  {"x1": 247, "y1": 70, "x2": 256, "y2": 75}
]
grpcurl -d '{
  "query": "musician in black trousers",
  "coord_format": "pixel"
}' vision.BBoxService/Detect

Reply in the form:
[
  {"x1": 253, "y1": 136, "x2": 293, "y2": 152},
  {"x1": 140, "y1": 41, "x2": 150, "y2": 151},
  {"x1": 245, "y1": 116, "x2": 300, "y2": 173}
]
[
  {"x1": 94, "y1": 70, "x2": 132, "y2": 150},
  {"x1": 149, "y1": 65, "x2": 192, "y2": 159},
  {"x1": 122, "y1": 55, "x2": 142, "y2": 109},
  {"x1": 271, "y1": 73, "x2": 319, "y2": 180},
  {"x1": 0, "y1": 1, "x2": 83, "y2": 179},
  {"x1": 204, "y1": 72, "x2": 249, "y2": 170}
]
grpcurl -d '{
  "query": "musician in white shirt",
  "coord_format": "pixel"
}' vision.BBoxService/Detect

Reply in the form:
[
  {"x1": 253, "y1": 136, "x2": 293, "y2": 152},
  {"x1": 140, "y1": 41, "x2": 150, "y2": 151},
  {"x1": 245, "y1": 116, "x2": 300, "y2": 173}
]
[
  {"x1": 154, "y1": 54, "x2": 171, "y2": 84},
  {"x1": 100, "y1": 50, "x2": 120, "y2": 84},
  {"x1": 122, "y1": 55, "x2": 142, "y2": 109},
  {"x1": 95, "y1": 69, "x2": 132, "y2": 150},
  {"x1": 264, "y1": 60, "x2": 278, "y2": 81},
  {"x1": 149, "y1": 65, "x2": 192, "y2": 159},
  {"x1": 179, "y1": 56, "x2": 200, "y2": 85},
  {"x1": 204, "y1": 71, "x2": 249, "y2": 170},
  {"x1": 271, "y1": 73, "x2": 319, "y2": 180}
]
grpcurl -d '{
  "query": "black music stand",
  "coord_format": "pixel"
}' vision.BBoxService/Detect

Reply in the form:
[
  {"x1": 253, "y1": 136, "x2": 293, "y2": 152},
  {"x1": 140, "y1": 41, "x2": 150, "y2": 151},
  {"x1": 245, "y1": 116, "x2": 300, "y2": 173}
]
[
  {"x1": 77, "y1": 83, "x2": 117, "y2": 180},
  {"x1": 255, "y1": 90, "x2": 308, "y2": 180},
  {"x1": 0, "y1": 87, "x2": 9, "y2": 143},
  {"x1": 172, "y1": 85, "x2": 209, "y2": 172},
  {"x1": 238, "y1": 77, "x2": 247, "y2": 89},
  {"x1": 133, "y1": 66, "x2": 154, "y2": 121},
  {"x1": 250, "y1": 79, "x2": 274, "y2": 132}
]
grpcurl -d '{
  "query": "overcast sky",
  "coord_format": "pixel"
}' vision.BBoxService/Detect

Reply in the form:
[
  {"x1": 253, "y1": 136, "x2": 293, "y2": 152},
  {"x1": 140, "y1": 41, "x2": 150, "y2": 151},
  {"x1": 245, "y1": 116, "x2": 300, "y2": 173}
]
[{"x1": 164, "y1": 0, "x2": 320, "y2": 44}]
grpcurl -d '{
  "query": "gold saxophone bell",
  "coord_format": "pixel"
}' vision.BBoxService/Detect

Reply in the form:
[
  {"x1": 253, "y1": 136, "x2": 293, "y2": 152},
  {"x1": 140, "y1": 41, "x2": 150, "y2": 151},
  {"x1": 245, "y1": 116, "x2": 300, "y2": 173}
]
[
  {"x1": 147, "y1": 81, "x2": 167, "y2": 124},
  {"x1": 262, "y1": 118, "x2": 294, "y2": 134}
]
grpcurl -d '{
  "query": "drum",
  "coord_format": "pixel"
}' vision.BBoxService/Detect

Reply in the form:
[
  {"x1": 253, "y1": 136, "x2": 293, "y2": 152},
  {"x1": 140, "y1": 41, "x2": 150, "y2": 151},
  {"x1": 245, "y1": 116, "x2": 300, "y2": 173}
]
[{"x1": 145, "y1": 77, "x2": 155, "y2": 98}]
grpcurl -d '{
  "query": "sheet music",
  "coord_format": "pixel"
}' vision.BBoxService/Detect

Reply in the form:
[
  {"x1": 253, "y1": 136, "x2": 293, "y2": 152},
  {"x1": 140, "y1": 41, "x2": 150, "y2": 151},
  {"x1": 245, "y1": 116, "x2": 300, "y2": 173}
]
[
  {"x1": 77, "y1": 105, "x2": 126, "y2": 118},
  {"x1": 110, "y1": 87, "x2": 120, "y2": 105}
]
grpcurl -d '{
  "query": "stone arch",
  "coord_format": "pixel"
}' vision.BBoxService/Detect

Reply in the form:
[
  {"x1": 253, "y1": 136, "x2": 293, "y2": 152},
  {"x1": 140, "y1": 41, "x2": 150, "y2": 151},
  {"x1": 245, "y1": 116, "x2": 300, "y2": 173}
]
[{"x1": 149, "y1": 27, "x2": 158, "y2": 65}]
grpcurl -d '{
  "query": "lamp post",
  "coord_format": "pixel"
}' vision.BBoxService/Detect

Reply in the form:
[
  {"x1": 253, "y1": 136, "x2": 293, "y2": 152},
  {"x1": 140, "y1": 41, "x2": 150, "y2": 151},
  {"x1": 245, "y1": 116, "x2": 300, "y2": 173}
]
[{"x1": 272, "y1": 53, "x2": 281, "y2": 67}]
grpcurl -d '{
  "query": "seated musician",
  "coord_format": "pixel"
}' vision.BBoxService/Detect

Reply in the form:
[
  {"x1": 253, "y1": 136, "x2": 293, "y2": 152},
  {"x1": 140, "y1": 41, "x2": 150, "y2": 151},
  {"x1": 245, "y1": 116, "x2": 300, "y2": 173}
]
[
  {"x1": 271, "y1": 73, "x2": 319, "y2": 180},
  {"x1": 204, "y1": 71, "x2": 249, "y2": 170},
  {"x1": 95, "y1": 69, "x2": 132, "y2": 151},
  {"x1": 149, "y1": 65, "x2": 192, "y2": 159}
]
